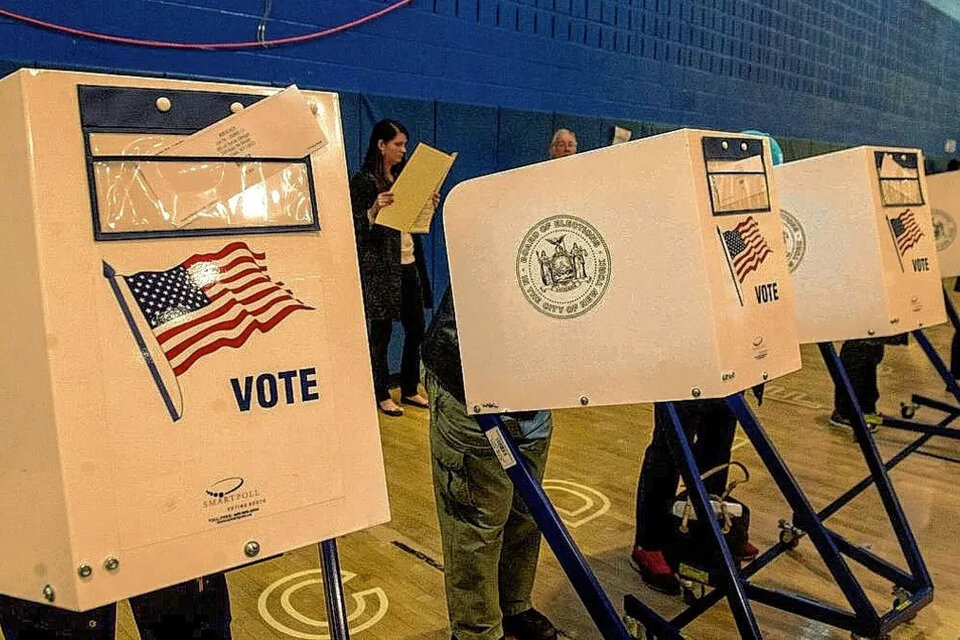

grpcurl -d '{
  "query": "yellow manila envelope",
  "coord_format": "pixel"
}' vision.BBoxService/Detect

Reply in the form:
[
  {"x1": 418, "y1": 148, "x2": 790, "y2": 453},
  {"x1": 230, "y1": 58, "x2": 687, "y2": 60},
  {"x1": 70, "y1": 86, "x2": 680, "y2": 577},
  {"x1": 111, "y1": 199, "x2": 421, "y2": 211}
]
[
  {"x1": 140, "y1": 86, "x2": 327, "y2": 227},
  {"x1": 375, "y1": 143, "x2": 457, "y2": 233}
]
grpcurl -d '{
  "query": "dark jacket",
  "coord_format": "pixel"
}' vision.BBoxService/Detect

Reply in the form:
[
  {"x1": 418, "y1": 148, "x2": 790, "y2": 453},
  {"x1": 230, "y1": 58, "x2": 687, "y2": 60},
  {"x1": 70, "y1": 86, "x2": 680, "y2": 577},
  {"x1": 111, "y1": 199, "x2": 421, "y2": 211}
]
[
  {"x1": 350, "y1": 169, "x2": 433, "y2": 320},
  {"x1": 423, "y1": 289, "x2": 543, "y2": 422},
  {"x1": 422, "y1": 288, "x2": 465, "y2": 402}
]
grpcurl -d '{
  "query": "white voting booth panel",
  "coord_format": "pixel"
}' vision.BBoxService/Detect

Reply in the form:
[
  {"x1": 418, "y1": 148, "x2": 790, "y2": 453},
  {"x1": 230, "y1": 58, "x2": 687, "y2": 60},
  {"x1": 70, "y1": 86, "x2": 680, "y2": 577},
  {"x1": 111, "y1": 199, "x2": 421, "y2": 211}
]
[
  {"x1": 0, "y1": 69, "x2": 389, "y2": 610},
  {"x1": 925, "y1": 169, "x2": 960, "y2": 277},
  {"x1": 444, "y1": 129, "x2": 801, "y2": 414},
  {"x1": 776, "y1": 146, "x2": 946, "y2": 344}
]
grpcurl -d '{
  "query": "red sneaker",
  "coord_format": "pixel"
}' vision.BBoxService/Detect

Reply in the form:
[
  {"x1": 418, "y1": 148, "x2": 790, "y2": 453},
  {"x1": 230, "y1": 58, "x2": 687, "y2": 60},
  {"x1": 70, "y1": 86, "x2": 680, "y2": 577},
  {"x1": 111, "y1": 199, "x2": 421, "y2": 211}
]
[
  {"x1": 630, "y1": 547, "x2": 680, "y2": 595},
  {"x1": 733, "y1": 539, "x2": 759, "y2": 563}
]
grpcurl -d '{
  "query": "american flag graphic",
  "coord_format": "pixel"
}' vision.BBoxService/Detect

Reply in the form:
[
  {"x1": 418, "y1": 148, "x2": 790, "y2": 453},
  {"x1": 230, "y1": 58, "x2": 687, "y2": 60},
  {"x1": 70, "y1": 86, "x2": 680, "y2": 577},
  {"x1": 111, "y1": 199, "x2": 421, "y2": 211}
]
[
  {"x1": 121, "y1": 242, "x2": 311, "y2": 376},
  {"x1": 721, "y1": 216, "x2": 773, "y2": 283},
  {"x1": 104, "y1": 242, "x2": 312, "y2": 420},
  {"x1": 889, "y1": 210, "x2": 924, "y2": 256}
]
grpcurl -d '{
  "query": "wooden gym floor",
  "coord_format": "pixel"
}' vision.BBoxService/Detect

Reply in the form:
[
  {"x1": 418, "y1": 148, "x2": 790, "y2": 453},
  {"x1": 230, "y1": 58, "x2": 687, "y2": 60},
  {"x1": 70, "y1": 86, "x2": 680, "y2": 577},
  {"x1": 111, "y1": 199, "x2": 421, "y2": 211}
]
[{"x1": 7, "y1": 324, "x2": 960, "y2": 639}]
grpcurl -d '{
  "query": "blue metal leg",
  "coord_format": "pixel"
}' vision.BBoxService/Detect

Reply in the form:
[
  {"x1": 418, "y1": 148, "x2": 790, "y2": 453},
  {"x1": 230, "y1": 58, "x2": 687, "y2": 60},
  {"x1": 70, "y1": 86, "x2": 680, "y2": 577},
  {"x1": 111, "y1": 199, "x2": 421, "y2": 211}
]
[
  {"x1": 660, "y1": 402, "x2": 763, "y2": 640},
  {"x1": 319, "y1": 539, "x2": 350, "y2": 640},
  {"x1": 944, "y1": 283, "x2": 960, "y2": 333},
  {"x1": 816, "y1": 343, "x2": 932, "y2": 592},
  {"x1": 474, "y1": 415, "x2": 674, "y2": 640},
  {"x1": 819, "y1": 411, "x2": 957, "y2": 521},
  {"x1": 913, "y1": 329, "x2": 960, "y2": 405},
  {"x1": 726, "y1": 393, "x2": 880, "y2": 631}
]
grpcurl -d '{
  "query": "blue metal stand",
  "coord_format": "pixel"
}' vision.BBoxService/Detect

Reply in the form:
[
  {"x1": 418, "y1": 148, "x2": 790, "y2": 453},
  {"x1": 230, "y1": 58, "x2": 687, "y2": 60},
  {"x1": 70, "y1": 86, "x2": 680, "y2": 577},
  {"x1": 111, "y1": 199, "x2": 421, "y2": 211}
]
[
  {"x1": 319, "y1": 539, "x2": 350, "y2": 640},
  {"x1": 623, "y1": 344, "x2": 933, "y2": 638},
  {"x1": 659, "y1": 402, "x2": 762, "y2": 639},
  {"x1": 874, "y1": 284, "x2": 960, "y2": 443},
  {"x1": 475, "y1": 415, "x2": 683, "y2": 640},
  {"x1": 803, "y1": 288, "x2": 960, "y2": 523}
]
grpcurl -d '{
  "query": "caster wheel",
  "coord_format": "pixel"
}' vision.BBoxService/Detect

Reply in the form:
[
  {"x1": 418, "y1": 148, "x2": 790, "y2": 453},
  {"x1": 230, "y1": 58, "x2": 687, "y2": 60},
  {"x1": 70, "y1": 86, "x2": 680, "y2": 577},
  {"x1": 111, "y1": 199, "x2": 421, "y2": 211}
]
[
  {"x1": 900, "y1": 402, "x2": 916, "y2": 419},
  {"x1": 623, "y1": 615, "x2": 646, "y2": 639},
  {"x1": 779, "y1": 528, "x2": 801, "y2": 550},
  {"x1": 892, "y1": 597, "x2": 918, "y2": 623}
]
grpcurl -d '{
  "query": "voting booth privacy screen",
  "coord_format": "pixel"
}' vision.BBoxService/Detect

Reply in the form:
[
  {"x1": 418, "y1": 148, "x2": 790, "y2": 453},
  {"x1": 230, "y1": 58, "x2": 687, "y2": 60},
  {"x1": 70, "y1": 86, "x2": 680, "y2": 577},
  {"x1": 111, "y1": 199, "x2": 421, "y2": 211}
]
[
  {"x1": 0, "y1": 69, "x2": 389, "y2": 610},
  {"x1": 777, "y1": 146, "x2": 946, "y2": 344},
  {"x1": 444, "y1": 128, "x2": 801, "y2": 414},
  {"x1": 925, "y1": 169, "x2": 960, "y2": 278}
]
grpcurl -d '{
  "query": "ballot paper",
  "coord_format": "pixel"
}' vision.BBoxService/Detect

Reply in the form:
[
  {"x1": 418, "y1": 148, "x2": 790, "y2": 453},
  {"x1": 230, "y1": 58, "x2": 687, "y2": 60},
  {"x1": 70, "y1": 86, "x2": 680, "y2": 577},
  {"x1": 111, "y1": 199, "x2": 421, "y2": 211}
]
[
  {"x1": 375, "y1": 143, "x2": 457, "y2": 233},
  {"x1": 138, "y1": 86, "x2": 326, "y2": 227}
]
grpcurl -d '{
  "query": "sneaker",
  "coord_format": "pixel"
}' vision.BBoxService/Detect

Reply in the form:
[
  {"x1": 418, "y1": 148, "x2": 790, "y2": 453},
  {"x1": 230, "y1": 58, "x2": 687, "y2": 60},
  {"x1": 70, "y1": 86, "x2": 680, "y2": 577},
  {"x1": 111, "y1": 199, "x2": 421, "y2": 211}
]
[
  {"x1": 732, "y1": 539, "x2": 759, "y2": 563},
  {"x1": 629, "y1": 547, "x2": 681, "y2": 595},
  {"x1": 829, "y1": 411, "x2": 879, "y2": 433},
  {"x1": 502, "y1": 608, "x2": 557, "y2": 640}
]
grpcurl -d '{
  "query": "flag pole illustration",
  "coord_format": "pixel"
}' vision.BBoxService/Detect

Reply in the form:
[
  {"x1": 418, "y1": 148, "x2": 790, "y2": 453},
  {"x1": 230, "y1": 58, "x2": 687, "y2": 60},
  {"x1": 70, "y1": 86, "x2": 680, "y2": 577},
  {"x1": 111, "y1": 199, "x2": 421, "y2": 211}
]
[
  {"x1": 103, "y1": 260, "x2": 183, "y2": 421},
  {"x1": 104, "y1": 242, "x2": 312, "y2": 422},
  {"x1": 716, "y1": 227, "x2": 744, "y2": 307}
]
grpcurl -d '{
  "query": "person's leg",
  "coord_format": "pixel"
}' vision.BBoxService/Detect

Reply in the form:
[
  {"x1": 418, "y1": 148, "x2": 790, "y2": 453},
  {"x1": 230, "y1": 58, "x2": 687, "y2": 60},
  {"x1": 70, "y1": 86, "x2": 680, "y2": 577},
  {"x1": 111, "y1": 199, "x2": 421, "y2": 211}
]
[
  {"x1": 834, "y1": 340, "x2": 880, "y2": 422},
  {"x1": 635, "y1": 403, "x2": 682, "y2": 550},
  {"x1": 130, "y1": 574, "x2": 232, "y2": 640},
  {"x1": 498, "y1": 413, "x2": 555, "y2": 640},
  {"x1": 689, "y1": 400, "x2": 757, "y2": 561},
  {"x1": 399, "y1": 265, "x2": 426, "y2": 403},
  {"x1": 0, "y1": 595, "x2": 116, "y2": 640},
  {"x1": 689, "y1": 400, "x2": 736, "y2": 497},
  {"x1": 632, "y1": 402, "x2": 690, "y2": 593},
  {"x1": 367, "y1": 318, "x2": 395, "y2": 406},
  {"x1": 428, "y1": 373, "x2": 515, "y2": 640}
]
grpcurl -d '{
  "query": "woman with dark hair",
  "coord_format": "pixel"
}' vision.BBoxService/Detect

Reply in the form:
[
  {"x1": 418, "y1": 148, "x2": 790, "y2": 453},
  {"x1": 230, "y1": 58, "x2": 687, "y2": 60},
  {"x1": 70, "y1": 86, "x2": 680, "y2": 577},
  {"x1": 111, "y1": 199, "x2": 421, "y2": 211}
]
[{"x1": 350, "y1": 119, "x2": 435, "y2": 417}]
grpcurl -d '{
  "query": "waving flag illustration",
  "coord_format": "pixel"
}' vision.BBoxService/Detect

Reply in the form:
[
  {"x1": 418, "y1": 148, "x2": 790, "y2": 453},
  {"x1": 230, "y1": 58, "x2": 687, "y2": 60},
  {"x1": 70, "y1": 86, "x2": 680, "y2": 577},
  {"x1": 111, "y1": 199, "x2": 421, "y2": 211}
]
[
  {"x1": 721, "y1": 216, "x2": 773, "y2": 282},
  {"x1": 103, "y1": 242, "x2": 313, "y2": 421},
  {"x1": 888, "y1": 209, "x2": 924, "y2": 258}
]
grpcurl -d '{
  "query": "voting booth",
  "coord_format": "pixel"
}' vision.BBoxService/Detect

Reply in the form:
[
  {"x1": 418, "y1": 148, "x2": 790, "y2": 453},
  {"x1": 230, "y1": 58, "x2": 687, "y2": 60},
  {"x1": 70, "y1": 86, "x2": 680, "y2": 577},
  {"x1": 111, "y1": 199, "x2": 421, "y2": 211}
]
[
  {"x1": 0, "y1": 69, "x2": 389, "y2": 611},
  {"x1": 776, "y1": 146, "x2": 946, "y2": 343},
  {"x1": 443, "y1": 128, "x2": 801, "y2": 414},
  {"x1": 443, "y1": 131, "x2": 932, "y2": 640},
  {"x1": 925, "y1": 169, "x2": 960, "y2": 277}
]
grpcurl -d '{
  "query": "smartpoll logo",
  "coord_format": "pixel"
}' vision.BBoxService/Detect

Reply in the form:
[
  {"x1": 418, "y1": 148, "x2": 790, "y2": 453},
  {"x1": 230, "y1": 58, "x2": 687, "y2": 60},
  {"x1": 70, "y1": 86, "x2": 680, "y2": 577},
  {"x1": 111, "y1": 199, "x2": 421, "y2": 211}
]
[
  {"x1": 205, "y1": 477, "x2": 244, "y2": 499},
  {"x1": 752, "y1": 335, "x2": 769, "y2": 361},
  {"x1": 203, "y1": 476, "x2": 267, "y2": 526}
]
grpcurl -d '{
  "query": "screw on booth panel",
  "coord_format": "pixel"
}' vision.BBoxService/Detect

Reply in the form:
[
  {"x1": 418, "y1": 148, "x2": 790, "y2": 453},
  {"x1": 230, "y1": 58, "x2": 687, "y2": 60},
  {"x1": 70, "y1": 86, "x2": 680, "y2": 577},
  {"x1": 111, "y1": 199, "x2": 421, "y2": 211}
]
[
  {"x1": 77, "y1": 564, "x2": 93, "y2": 579},
  {"x1": 244, "y1": 541, "x2": 261, "y2": 558},
  {"x1": 155, "y1": 97, "x2": 172, "y2": 112},
  {"x1": 103, "y1": 557, "x2": 119, "y2": 573},
  {"x1": 42, "y1": 585, "x2": 55, "y2": 602},
  {"x1": 691, "y1": 387, "x2": 702, "y2": 398}
]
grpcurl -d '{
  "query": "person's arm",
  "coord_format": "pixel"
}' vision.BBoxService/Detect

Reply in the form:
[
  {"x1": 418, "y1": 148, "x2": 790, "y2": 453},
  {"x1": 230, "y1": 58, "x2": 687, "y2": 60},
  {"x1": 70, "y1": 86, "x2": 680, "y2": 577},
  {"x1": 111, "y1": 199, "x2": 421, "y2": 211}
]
[{"x1": 350, "y1": 173, "x2": 389, "y2": 244}]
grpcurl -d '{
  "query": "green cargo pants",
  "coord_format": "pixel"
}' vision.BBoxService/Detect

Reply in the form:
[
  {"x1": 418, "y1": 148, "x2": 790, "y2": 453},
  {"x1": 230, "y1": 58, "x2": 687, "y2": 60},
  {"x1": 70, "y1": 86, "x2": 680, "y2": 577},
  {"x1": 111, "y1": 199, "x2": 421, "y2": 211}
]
[{"x1": 427, "y1": 372, "x2": 553, "y2": 640}]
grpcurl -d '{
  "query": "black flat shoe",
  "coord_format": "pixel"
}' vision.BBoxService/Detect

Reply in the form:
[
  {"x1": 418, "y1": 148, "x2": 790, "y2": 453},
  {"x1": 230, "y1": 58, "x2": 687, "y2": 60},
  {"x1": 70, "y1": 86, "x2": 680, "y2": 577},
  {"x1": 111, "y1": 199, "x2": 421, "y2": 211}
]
[
  {"x1": 503, "y1": 608, "x2": 557, "y2": 640},
  {"x1": 378, "y1": 404, "x2": 403, "y2": 417},
  {"x1": 401, "y1": 396, "x2": 429, "y2": 409}
]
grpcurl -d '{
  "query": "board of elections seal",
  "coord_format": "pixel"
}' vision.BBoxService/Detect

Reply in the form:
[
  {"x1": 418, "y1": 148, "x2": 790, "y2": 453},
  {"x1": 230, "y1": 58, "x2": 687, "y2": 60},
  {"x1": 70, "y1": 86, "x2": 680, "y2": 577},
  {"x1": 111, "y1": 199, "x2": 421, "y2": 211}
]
[
  {"x1": 931, "y1": 208, "x2": 956, "y2": 252},
  {"x1": 516, "y1": 214, "x2": 611, "y2": 319},
  {"x1": 780, "y1": 209, "x2": 806, "y2": 273}
]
